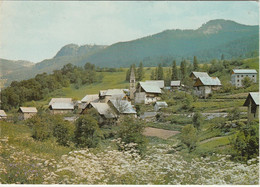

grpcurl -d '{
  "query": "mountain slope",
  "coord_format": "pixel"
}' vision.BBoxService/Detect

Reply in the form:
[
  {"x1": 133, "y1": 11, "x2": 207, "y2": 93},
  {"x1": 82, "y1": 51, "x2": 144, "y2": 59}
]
[{"x1": 2, "y1": 19, "x2": 259, "y2": 85}]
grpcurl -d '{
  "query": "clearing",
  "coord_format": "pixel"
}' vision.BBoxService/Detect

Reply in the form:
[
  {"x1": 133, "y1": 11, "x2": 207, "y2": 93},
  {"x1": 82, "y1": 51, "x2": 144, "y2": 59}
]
[{"x1": 143, "y1": 127, "x2": 180, "y2": 139}]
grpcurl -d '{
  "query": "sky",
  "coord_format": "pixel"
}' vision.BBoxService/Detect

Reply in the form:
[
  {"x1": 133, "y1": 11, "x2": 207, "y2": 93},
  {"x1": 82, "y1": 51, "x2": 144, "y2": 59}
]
[{"x1": 0, "y1": 1, "x2": 259, "y2": 63}]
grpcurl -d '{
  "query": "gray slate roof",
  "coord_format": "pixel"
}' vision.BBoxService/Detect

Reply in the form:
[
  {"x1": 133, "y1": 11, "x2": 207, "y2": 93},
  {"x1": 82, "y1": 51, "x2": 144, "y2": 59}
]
[
  {"x1": 145, "y1": 80, "x2": 165, "y2": 88},
  {"x1": 197, "y1": 77, "x2": 222, "y2": 86},
  {"x1": 0, "y1": 110, "x2": 7, "y2": 117},
  {"x1": 51, "y1": 103, "x2": 74, "y2": 110},
  {"x1": 90, "y1": 102, "x2": 116, "y2": 118},
  {"x1": 191, "y1": 72, "x2": 210, "y2": 78},
  {"x1": 105, "y1": 89, "x2": 125, "y2": 96},
  {"x1": 170, "y1": 81, "x2": 181, "y2": 86},
  {"x1": 49, "y1": 98, "x2": 72, "y2": 106},
  {"x1": 19, "y1": 107, "x2": 37, "y2": 113},
  {"x1": 81, "y1": 94, "x2": 99, "y2": 103},
  {"x1": 155, "y1": 101, "x2": 168, "y2": 107},
  {"x1": 109, "y1": 99, "x2": 136, "y2": 114},
  {"x1": 139, "y1": 82, "x2": 162, "y2": 94},
  {"x1": 232, "y1": 69, "x2": 258, "y2": 74},
  {"x1": 243, "y1": 92, "x2": 259, "y2": 106}
]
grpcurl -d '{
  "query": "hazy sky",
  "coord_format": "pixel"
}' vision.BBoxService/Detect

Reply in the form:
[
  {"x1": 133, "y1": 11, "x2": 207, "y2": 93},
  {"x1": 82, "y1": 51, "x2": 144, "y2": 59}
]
[{"x1": 0, "y1": 1, "x2": 258, "y2": 63}]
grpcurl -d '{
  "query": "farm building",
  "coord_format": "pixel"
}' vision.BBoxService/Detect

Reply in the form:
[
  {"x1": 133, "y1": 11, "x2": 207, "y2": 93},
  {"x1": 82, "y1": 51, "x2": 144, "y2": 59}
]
[
  {"x1": 81, "y1": 102, "x2": 117, "y2": 123},
  {"x1": 190, "y1": 71, "x2": 210, "y2": 81},
  {"x1": 0, "y1": 110, "x2": 7, "y2": 120},
  {"x1": 108, "y1": 99, "x2": 136, "y2": 116},
  {"x1": 170, "y1": 80, "x2": 181, "y2": 90},
  {"x1": 99, "y1": 89, "x2": 126, "y2": 103},
  {"x1": 18, "y1": 107, "x2": 37, "y2": 120},
  {"x1": 49, "y1": 98, "x2": 74, "y2": 114},
  {"x1": 243, "y1": 92, "x2": 259, "y2": 122},
  {"x1": 154, "y1": 101, "x2": 168, "y2": 112},
  {"x1": 193, "y1": 77, "x2": 222, "y2": 98},
  {"x1": 231, "y1": 69, "x2": 257, "y2": 88},
  {"x1": 135, "y1": 82, "x2": 162, "y2": 104}
]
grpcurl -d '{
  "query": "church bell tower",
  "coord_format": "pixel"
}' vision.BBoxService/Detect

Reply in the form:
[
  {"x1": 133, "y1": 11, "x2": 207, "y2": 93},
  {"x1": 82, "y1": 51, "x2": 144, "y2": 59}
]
[{"x1": 129, "y1": 67, "x2": 136, "y2": 100}]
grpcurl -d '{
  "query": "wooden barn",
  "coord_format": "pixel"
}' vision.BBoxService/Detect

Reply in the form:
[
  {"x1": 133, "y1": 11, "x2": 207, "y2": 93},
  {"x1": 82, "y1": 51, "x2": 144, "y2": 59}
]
[
  {"x1": 193, "y1": 77, "x2": 222, "y2": 98},
  {"x1": 18, "y1": 107, "x2": 37, "y2": 120},
  {"x1": 49, "y1": 98, "x2": 74, "y2": 114},
  {"x1": 243, "y1": 92, "x2": 259, "y2": 122}
]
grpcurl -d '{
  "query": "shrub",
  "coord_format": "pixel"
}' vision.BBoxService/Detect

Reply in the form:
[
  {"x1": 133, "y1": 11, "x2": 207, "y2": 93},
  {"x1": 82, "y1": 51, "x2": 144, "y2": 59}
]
[{"x1": 180, "y1": 124, "x2": 198, "y2": 152}]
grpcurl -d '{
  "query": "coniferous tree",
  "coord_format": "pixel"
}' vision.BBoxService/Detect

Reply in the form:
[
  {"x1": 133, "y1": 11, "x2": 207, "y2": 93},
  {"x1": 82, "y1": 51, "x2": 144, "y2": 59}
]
[
  {"x1": 157, "y1": 63, "x2": 164, "y2": 80},
  {"x1": 150, "y1": 70, "x2": 155, "y2": 80},
  {"x1": 193, "y1": 56, "x2": 199, "y2": 71},
  {"x1": 164, "y1": 68, "x2": 172, "y2": 86},
  {"x1": 137, "y1": 62, "x2": 145, "y2": 81},
  {"x1": 171, "y1": 60, "x2": 178, "y2": 80},
  {"x1": 180, "y1": 60, "x2": 187, "y2": 80}
]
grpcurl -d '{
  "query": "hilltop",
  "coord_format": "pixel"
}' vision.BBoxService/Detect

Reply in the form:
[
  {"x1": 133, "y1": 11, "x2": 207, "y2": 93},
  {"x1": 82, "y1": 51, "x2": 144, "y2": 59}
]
[{"x1": 1, "y1": 19, "x2": 259, "y2": 85}]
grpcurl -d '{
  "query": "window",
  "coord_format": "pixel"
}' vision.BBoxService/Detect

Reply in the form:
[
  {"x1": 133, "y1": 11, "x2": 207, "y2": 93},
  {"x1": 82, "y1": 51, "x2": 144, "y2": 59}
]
[
  {"x1": 237, "y1": 75, "x2": 239, "y2": 78},
  {"x1": 253, "y1": 75, "x2": 255, "y2": 78},
  {"x1": 241, "y1": 75, "x2": 243, "y2": 78},
  {"x1": 237, "y1": 80, "x2": 239, "y2": 82}
]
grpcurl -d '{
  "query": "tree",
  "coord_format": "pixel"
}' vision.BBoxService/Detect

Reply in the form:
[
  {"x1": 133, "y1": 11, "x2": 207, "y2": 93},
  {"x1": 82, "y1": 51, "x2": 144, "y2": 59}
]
[
  {"x1": 74, "y1": 115, "x2": 103, "y2": 148},
  {"x1": 117, "y1": 116, "x2": 147, "y2": 154},
  {"x1": 171, "y1": 60, "x2": 178, "y2": 80},
  {"x1": 150, "y1": 70, "x2": 155, "y2": 80},
  {"x1": 227, "y1": 107, "x2": 241, "y2": 122},
  {"x1": 180, "y1": 60, "x2": 187, "y2": 80},
  {"x1": 157, "y1": 63, "x2": 164, "y2": 80},
  {"x1": 192, "y1": 112, "x2": 203, "y2": 130},
  {"x1": 137, "y1": 62, "x2": 145, "y2": 81},
  {"x1": 242, "y1": 77, "x2": 254, "y2": 88},
  {"x1": 193, "y1": 56, "x2": 199, "y2": 71},
  {"x1": 164, "y1": 68, "x2": 172, "y2": 86},
  {"x1": 180, "y1": 124, "x2": 198, "y2": 152}
]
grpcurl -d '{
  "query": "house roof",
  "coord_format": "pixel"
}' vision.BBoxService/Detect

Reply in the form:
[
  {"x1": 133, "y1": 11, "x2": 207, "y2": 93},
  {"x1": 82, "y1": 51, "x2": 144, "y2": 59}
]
[
  {"x1": 19, "y1": 107, "x2": 37, "y2": 113},
  {"x1": 109, "y1": 99, "x2": 136, "y2": 114},
  {"x1": 243, "y1": 92, "x2": 259, "y2": 106},
  {"x1": 50, "y1": 102, "x2": 74, "y2": 110},
  {"x1": 139, "y1": 82, "x2": 162, "y2": 94},
  {"x1": 99, "y1": 90, "x2": 107, "y2": 97},
  {"x1": 194, "y1": 77, "x2": 222, "y2": 86},
  {"x1": 0, "y1": 110, "x2": 7, "y2": 117},
  {"x1": 90, "y1": 102, "x2": 116, "y2": 118},
  {"x1": 49, "y1": 98, "x2": 72, "y2": 106},
  {"x1": 81, "y1": 94, "x2": 99, "y2": 103},
  {"x1": 105, "y1": 89, "x2": 125, "y2": 96},
  {"x1": 145, "y1": 80, "x2": 165, "y2": 88},
  {"x1": 155, "y1": 101, "x2": 168, "y2": 107},
  {"x1": 232, "y1": 69, "x2": 257, "y2": 74},
  {"x1": 190, "y1": 72, "x2": 210, "y2": 79},
  {"x1": 170, "y1": 81, "x2": 181, "y2": 86}
]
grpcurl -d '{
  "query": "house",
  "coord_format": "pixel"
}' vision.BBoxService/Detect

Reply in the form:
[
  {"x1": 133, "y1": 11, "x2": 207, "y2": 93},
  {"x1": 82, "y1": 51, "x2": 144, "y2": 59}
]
[
  {"x1": 81, "y1": 94, "x2": 99, "y2": 104},
  {"x1": 81, "y1": 102, "x2": 117, "y2": 123},
  {"x1": 135, "y1": 82, "x2": 162, "y2": 104},
  {"x1": 190, "y1": 71, "x2": 210, "y2": 81},
  {"x1": 154, "y1": 101, "x2": 168, "y2": 112},
  {"x1": 0, "y1": 110, "x2": 7, "y2": 120},
  {"x1": 231, "y1": 69, "x2": 257, "y2": 88},
  {"x1": 243, "y1": 92, "x2": 259, "y2": 122},
  {"x1": 145, "y1": 80, "x2": 165, "y2": 89},
  {"x1": 193, "y1": 77, "x2": 222, "y2": 98},
  {"x1": 99, "y1": 89, "x2": 126, "y2": 103},
  {"x1": 108, "y1": 99, "x2": 137, "y2": 116},
  {"x1": 170, "y1": 80, "x2": 181, "y2": 90},
  {"x1": 18, "y1": 107, "x2": 37, "y2": 120},
  {"x1": 49, "y1": 98, "x2": 74, "y2": 114}
]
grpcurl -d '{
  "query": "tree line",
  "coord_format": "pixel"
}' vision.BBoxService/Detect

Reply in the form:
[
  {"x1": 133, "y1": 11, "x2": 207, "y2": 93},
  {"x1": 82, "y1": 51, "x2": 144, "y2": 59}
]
[{"x1": 1, "y1": 62, "x2": 100, "y2": 111}]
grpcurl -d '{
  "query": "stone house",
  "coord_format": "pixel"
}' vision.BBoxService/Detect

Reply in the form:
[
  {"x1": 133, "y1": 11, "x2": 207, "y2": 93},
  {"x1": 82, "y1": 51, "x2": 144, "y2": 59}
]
[
  {"x1": 108, "y1": 99, "x2": 136, "y2": 117},
  {"x1": 231, "y1": 69, "x2": 257, "y2": 88},
  {"x1": 135, "y1": 82, "x2": 162, "y2": 104},
  {"x1": 18, "y1": 107, "x2": 37, "y2": 120},
  {"x1": 243, "y1": 92, "x2": 259, "y2": 122},
  {"x1": 0, "y1": 110, "x2": 7, "y2": 120},
  {"x1": 99, "y1": 89, "x2": 126, "y2": 103},
  {"x1": 154, "y1": 101, "x2": 168, "y2": 112},
  {"x1": 193, "y1": 77, "x2": 222, "y2": 98},
  {"x1": 49, "y1": 98, "x2": 74, "y2": 114}
]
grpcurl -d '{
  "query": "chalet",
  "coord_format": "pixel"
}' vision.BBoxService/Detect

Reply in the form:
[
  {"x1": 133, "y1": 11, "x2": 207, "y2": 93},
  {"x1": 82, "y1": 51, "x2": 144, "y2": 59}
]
[
  {"x1": 190, "y1": 71, "x2": 210, "y2": 81},
  {"x1": 243, "y1": 92, "x2": 259, "y2": 122},
  {"x1": 0, "y1": 110, "x2": 7, "y2": 120},
  {"x1": 99, "y1": 89, "x2": 126, "y2": 103},
  {"x1": 81, "y1": 102, "x2": 117, "y2": 123},
  {"x1": 18, "y1": 107, "x2": 37, "y2": 120},
  {"x1": 49, "y1": 98, "x2": 74, "y2": 114},
  {"x1": 193, "y1": 77, "x2": 222, "y2": 98},
  {"x1": 154, "y1": 101, "x2": 168, "y2": 112},
  {"x1": 108, "y1": 99, "x2": 136, "y2": 116},
  {"x1": 145, "y1": 80, "x2": 165, "y2": 89},
  {"x1": 135, "y1": 82, "x2": 162, "y2": 104},
  {"x1": 231, "y1": 69, "x2": 257, "y2": 88},
  {"x1": 170, "y1": 80, "x2": 181, "y2": 90}
]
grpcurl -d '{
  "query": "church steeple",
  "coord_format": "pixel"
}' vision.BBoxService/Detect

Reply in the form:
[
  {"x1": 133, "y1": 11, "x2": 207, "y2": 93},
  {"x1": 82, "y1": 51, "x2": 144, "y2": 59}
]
[{"x1": 129, "y1": 66, "x2": 136, "y2": 100}]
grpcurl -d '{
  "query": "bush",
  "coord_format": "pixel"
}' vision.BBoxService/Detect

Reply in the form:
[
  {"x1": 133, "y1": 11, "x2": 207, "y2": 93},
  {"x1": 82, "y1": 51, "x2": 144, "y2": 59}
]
[{"x1": 180, "y1": 124, "x2": 198, "y2": 152}]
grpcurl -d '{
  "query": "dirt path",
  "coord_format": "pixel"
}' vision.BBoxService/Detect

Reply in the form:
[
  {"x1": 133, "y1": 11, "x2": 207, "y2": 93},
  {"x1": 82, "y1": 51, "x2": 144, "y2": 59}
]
[
  {"x1": 143, "y1": 127, "x2": 180, "y2": 140},
  {"x1": 200, "y1": 137, "x2": 222, "y2": 144}
]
